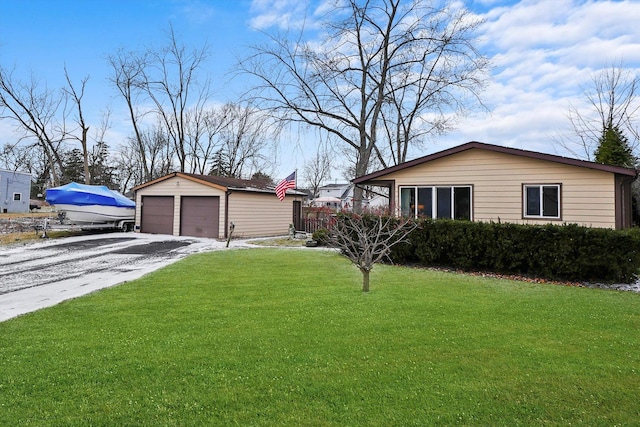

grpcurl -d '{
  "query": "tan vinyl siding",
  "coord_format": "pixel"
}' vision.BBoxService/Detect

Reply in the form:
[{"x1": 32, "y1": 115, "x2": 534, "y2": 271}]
[
  {"x1": 227, "y1": 192, "x2": 293, "y2": 237},
  {"x1": 386, "y1": 148, "x2": 617, "y2": 228},
  {"x1": 135, "y1": 176, "x2": 226, "y2": 236}
]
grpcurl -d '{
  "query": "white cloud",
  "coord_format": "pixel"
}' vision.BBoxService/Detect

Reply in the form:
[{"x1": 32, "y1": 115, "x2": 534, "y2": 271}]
[
  {"x1": 176, "y1": 0, "x2": 216, "y2": 25},
  {"x1": 248, "y1": 0, "x2": 314, "y2": 30},
  {"x1": 481, "y1": 0, "x2": 640, "y2": 64},
  {"x1": 438, "y1": 0, "x2": 640, "y2": 160},
  {"x1": 243, "y1": 0, "x2": 640, "y2": 169}
]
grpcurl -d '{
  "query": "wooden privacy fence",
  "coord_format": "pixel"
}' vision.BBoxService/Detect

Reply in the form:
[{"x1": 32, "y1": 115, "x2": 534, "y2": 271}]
[
  {"x1": 299, "y1": 207, "x2": 338, "y2": 233},
  {"x1": 302, "y1": 216, "x2": 336, "y2": 233}
]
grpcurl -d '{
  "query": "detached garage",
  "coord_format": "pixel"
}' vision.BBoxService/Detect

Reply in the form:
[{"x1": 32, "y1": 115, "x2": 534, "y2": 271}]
[{"x1": 132, "y1": 172, "x2": 304, "y2": 239}]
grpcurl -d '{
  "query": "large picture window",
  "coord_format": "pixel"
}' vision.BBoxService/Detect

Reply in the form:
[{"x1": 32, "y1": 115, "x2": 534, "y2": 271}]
[
  {"x1": 400, "y1": 186, "x2": 472, "y2": 220},
  {"x1": 523, "y1": 184, "x2": 560, "y2": 219}
]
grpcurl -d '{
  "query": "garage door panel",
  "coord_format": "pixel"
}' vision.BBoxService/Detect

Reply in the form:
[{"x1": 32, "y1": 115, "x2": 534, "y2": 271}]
[
  {"x1": 141, "y1": 196, "x2": 174, "y2": 235},
  {"x1": 180, "y1": 196, "x2": 219, "y2": 238}
]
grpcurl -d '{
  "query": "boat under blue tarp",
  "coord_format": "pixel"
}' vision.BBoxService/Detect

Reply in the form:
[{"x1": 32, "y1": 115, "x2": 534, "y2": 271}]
[{"x1": 45, "y1": 182, "x2": 135, "y2": 208}]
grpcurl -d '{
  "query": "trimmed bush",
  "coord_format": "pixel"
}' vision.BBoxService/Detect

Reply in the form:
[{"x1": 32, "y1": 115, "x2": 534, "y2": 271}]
[
  {"x1": 389, "y1": 220, "x2": 640, "y2": 283},
  {"x1": 312, "y1": 228, "x2": 331, "y2": 246}
]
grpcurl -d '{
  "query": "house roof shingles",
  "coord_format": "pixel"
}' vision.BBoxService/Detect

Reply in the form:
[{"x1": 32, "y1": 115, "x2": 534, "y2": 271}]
[
  {"x1": 180, "y1": 173, "x2": 273, "y2": 191},
  {"x1": 352, "y1": 141, "x2": 638, "y2": 184},
  {"x1": 133, "y1": 172, "x2": 305, "y2": 196}
]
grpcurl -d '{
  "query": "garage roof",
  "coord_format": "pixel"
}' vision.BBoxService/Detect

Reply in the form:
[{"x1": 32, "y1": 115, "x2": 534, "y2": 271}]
[{"x1": 133, "y1": 172, "x2": 306, "y2": 196}]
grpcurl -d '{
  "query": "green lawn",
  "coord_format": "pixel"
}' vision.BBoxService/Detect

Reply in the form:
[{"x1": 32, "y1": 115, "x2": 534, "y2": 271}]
[{"x1": 1, "y1": 249, "x2": 639, "y2": 426}]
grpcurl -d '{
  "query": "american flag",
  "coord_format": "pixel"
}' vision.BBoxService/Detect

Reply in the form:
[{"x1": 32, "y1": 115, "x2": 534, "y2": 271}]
[{"x1": 275, "y1": 171, "x2": 296, "y2": 201}]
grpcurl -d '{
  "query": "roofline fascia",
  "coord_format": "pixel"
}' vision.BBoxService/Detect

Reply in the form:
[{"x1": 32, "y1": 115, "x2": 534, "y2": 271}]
[
  {"x1": 175, "y1": 173, "x2": 227, "y2": 192},
  {"x1": 228, "y1": 187, "x2": 307, "y2": 197},
  {"x1": 132, "y1": 172, "x2": 228, "y2": 192},
  {"x1": 132, "y1": 172, "x2": 308, "y2": 197},
  {"x1": 352, "y1": 141, "x2": 638, "y2": 184},
  {"x1": 131, "y1": 172, "x2": 180, "y2": 191}
]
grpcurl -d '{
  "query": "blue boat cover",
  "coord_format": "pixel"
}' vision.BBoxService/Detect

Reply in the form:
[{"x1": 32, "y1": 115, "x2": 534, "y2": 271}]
[{"x1": 45, "y1": 182, "x2": 135, "y2": 208}]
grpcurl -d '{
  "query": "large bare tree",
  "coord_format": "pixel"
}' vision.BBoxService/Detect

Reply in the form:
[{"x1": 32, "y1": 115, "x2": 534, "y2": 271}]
[
  {"x1": 240, "y1": 0, "x2": 489, "y2": 211},
  {"x1": 215, "y1": 102, "x2": 274, "y2": 178},
  {"x1": 142, "y1": 26, "x2": 212, "y2": 174},
  {"x1": 0, "y1": 141, "x2": 33, "y2": 172},
  {"x1": 563, "y1": 63, "x2": 640, "y2": 160},
  {"x1": 0, "y1": 66, "x2": 67, "y2": 186},
  {"x1": 63, "y1": 67, "x2": 91, "y2": 184},
  {"x1": 108, "y1": 48, "x2": 152, "y2": 182},
  {"x1": 109, "y1": 26, "x2": 217, "y2": 178},
  {"x1": 184, "y1": 106, "x2": 220, "y2": 175},
  {"x1": 303, "y1": 141, "x2": 332, "y2": 198},
  {"x1": 113, "y1": 126, "x2": 174, "y2": 193}
]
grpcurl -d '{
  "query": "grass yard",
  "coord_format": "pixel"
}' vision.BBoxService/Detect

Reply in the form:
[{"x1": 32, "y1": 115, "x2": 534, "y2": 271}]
[{"x1": 1, "y1": 249, "x2": 639, "y2": 426}]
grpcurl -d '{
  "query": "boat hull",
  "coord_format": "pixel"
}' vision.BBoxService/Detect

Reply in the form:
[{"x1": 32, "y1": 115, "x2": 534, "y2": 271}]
[{"x1": 56, "y1": 204, "x2": 135, "y2": 224}]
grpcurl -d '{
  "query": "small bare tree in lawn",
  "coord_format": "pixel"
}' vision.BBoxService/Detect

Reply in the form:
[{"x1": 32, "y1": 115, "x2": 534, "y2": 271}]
[{"x1": 332, "y1": 211, "x2": 417, "y2": 292}]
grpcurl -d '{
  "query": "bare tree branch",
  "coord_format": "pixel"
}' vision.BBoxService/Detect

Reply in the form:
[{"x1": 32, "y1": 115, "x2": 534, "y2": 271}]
[
  {"x1": 108, "y1": 48, "x2": 152, "y2": 181},
  {"x1": 142, "y1": 25, "x2": 212, "y2": 173},
  {"x1": 238, "y1": 0, "x2": 489, "y2": 211},
  {"x1": 63, "y1": 67, "x2": 91, "y2": 183},
  {"x1": 331, "y1": 211, "x2": 417, "y2": 292},
  {"x1": 561, "y1": 62, "x2": 640, "y2": 160},
  {"x1": 303, "y1": 140, "x2": 332, "y2": 197},
  {"x1": 0, "y1": 65, "x2": 67, "y2": 186},
  {"x1": 213, "y1": 102, "x2": 274, "y2": 178}
]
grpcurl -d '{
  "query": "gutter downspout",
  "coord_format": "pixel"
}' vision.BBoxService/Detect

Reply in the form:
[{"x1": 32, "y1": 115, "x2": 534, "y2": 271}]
[
  {"x1": 225, "y1": 189, "x2": 231, "y2": 239},
  {"x1": 616, "y1": 172, "x2": 637, "y2": 229}
]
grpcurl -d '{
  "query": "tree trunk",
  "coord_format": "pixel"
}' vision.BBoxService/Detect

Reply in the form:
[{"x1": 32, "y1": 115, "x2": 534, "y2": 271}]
[
  {"x1": 353, "y1": 143, "x2": 372, "y2": 213},
  {"x1": 82, "y1": 127, "x2": 90, "y2": 184},
  {"x1": 361, "y1": 268, "x2": 370, "y2": 292},
  {"x1": 353, "y1": 185, "x2": 365, "y2": 214}
]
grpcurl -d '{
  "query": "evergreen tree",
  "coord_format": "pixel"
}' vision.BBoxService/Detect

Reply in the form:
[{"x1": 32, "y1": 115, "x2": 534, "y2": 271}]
[
  {"x1": 61, "y1": 148, "x2": 86, "y2": 184},
  {"x1": 594, "y1": 123, "x2": 636, "y2": 168},
  {"x1": 89, "y1": 141, "x2": 117, "y2": 188},
  {"x1": 209, "y1": 149, "x2": 232, "y2": 177},
  {"x1": 250, "y1": 171, "x2": 274, "y2": 186},
  {"x1": 594, "y1": 123, "x2": 640, "y2": 226}
]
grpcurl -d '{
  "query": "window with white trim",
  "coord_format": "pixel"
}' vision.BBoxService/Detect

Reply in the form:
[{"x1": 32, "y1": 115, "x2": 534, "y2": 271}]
[
  {"x1": 400, "y1": 186, "x2": 472, "y2": 220},
  {"x1": 523, "y1": 184, "x2": 560, "y2": 219},
  {"x1": 13, "y1": 193, "x2": 21, "y2": 201}
]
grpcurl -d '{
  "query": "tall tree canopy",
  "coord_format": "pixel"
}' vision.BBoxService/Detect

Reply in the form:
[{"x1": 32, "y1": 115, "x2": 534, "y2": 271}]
[
  {"x1": 240, "y1": 0, "x2": 490, "y2": 211},
  {"x1": 108, "y1": 28, "x2": 278, "y2": 188}
]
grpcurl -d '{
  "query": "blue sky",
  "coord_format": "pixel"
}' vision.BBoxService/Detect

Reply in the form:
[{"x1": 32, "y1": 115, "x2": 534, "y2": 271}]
[{"x1": 1, "y1": 0, "x2": 640, "y2": 183}]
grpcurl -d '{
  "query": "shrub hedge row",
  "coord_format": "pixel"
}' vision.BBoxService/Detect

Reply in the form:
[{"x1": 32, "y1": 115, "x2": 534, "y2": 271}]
[{"x1": 389, "y1": 219, "x2": 640, "y2": 283}]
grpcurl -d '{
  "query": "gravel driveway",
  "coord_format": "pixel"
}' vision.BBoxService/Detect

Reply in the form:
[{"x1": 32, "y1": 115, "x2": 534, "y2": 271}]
[{"x1": 0, "y1": 232, "x2": 249, "y2": 322}]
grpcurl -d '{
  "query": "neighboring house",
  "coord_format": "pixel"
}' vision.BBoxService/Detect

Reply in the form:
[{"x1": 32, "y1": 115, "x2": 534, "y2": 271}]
[
  {"x1": 312, "y1": 183, "x2": 352, "y2": 210},
  {"x1": 314, "y1": 182, "x2": 389, "y2": 211},
  {"x1": 296, "y1": 187, "x2": 315, "y2": 203},
  {"x1": 318, "y1": 183, "x2": 352, "y2": 200},
  {"x1": 132, "y1": 172, "x2": 306, "y2": 239},
  {"x1": 353, "y1": 141, "x2": 638, "y2": 229},
  {"x1": 0, "y1": 169, "x2": 31, "y2": 214}
]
